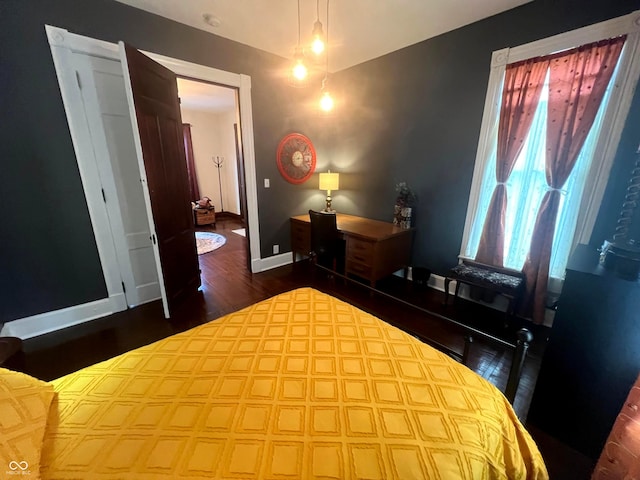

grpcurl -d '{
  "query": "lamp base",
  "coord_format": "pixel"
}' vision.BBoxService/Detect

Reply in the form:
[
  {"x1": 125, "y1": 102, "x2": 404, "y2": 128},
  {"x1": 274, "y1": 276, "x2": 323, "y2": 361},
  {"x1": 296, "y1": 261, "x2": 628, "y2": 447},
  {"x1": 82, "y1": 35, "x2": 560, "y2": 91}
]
[{"x1": 323, "y1": 194, "x2": 334, "y2": 213}]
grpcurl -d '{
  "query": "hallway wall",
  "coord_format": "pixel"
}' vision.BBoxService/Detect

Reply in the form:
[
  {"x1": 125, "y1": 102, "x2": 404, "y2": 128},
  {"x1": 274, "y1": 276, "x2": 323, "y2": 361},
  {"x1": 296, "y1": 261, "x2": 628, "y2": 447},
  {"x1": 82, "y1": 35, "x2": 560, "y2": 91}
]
[{"x1": 182, "y1": 108, "x2": 240, "y2": 215}]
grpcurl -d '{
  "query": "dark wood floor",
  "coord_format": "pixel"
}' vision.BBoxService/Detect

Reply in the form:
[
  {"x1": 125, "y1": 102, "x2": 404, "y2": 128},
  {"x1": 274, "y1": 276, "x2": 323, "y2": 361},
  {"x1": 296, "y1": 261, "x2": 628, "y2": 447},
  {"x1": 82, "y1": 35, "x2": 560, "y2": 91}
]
[{"x1": 15, "y1": 216, "x2": 596, "y2": 478}]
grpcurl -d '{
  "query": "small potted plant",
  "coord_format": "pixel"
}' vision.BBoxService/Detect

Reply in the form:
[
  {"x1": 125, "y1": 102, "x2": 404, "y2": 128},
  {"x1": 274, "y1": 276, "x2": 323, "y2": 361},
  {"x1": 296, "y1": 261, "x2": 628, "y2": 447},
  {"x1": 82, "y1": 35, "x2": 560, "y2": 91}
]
[{"x1": 393, "y1": 182, "x2": 416, "y2": 228}]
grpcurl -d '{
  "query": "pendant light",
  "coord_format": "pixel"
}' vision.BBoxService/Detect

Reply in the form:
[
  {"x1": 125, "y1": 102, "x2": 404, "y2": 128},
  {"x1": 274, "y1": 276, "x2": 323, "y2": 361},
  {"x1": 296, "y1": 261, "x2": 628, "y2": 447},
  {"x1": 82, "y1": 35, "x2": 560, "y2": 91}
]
[
  {"x1": 311, "y1": 0, "x2": 325, "y2": 56},
  {"x1": 289, "y1": 0, "x2": 308, "y2": 87},
  {"x1": 320, "y1": 78, "x2": 334, "y2": 112},
  {"x1": 319, "y1": 0, "x2": 334, "y2": 112}
]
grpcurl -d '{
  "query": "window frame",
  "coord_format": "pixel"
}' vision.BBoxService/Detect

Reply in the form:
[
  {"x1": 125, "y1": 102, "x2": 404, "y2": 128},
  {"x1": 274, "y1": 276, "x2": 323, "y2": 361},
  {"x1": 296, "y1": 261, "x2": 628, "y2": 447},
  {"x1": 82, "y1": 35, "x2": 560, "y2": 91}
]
[{"x1": 460, "y1": 11, "x2": 640, "y2": 277}]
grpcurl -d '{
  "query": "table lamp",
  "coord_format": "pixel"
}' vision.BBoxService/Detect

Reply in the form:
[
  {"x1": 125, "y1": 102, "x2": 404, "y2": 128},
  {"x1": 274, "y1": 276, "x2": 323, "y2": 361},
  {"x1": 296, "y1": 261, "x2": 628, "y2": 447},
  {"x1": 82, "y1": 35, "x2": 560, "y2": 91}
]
[{"x1": 319, "y1": 171, "x2": 339, "y2": 213}]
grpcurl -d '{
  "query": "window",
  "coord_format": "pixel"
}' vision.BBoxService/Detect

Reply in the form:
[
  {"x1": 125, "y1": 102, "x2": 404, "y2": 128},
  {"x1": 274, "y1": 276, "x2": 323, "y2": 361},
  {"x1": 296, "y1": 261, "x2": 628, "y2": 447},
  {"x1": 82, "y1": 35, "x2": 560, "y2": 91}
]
[
  {"x1": 464, "y1": 67, "x2": 618, "y2": 279},
  {"x1": 460, "y1": 12, "x2": 640, "y2": 292}
]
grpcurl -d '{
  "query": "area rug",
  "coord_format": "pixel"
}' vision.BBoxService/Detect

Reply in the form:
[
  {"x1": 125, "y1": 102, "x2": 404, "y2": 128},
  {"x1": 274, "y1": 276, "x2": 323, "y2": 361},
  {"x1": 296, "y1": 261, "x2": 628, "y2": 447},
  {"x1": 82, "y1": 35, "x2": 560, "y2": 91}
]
[
  {"x1": 195, "y1": 231, "x2": 226, "y2": 255},
  {"x1": 232, "y1": 228, "x2": 246, "y2": 237}
]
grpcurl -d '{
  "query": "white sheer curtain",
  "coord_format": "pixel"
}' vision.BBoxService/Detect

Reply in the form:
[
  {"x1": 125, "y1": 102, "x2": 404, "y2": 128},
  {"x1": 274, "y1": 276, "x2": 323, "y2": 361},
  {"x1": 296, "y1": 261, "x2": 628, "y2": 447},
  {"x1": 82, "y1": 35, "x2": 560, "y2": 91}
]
[{"x1": 464, "y1": 67, "x2": 618, "y2": 284}]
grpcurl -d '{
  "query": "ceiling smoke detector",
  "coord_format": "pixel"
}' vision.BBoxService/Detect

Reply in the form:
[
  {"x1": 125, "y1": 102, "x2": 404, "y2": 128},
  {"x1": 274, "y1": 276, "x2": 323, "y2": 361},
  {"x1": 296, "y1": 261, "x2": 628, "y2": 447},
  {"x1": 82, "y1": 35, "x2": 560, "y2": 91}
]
[{"x1": 202, "y1": 13, "x2": 221, "y2": 28}]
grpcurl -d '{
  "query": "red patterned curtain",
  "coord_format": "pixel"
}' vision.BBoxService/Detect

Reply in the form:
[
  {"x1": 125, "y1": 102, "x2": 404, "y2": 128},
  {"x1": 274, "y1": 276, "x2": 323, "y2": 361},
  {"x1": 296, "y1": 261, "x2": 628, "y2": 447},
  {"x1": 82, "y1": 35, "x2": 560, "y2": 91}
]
[
  {"x1": 475, "y1": 58, "x2": 549, "y2": 266},
  {"x1": 523, "y1": 36, "x2": 626, "y2": 323},
  {"x1": 183, "y1": 124, "x2": 200, "y2": 201}
]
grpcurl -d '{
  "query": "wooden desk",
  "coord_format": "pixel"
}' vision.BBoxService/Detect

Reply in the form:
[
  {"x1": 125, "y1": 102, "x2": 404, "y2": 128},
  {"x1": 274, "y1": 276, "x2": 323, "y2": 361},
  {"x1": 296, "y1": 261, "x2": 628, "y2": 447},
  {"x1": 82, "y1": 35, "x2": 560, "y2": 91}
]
[{"x1": 290, "y1": 213, "x2": 414, "y2": 287}]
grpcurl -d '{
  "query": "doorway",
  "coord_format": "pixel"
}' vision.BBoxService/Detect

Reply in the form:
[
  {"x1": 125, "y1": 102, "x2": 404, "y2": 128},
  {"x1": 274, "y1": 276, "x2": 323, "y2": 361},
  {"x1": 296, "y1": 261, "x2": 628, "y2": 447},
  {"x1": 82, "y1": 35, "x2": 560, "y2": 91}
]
[
  {"x1": 177, "y1": 78, "x2": 250, "y2": 284},
  {"x1": 46, "y1": 25, "x2": 261, "y2": 321},
  {"x1": 177, "y1": 78, "x2": 244, "y2": 222}
]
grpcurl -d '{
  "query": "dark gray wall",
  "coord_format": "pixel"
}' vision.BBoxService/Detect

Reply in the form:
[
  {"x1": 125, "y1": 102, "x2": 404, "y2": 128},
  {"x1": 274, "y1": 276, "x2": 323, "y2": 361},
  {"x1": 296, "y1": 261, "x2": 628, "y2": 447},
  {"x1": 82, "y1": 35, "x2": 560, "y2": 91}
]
[
  {"x1": 2, "y1": 0, "x2": 639, "y2": 323},
  {"x1": 0, "y1": 0, "x2": 319, "y2": 321},
  {"x1": 322, "y1": 0, "x2": 640, "y2": 274}
]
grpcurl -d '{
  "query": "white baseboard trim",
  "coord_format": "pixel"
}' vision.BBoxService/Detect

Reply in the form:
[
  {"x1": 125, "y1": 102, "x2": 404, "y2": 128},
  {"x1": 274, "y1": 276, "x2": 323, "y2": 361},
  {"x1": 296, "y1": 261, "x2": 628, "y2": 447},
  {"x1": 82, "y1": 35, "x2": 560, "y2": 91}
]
[
  {"x1": 3, "y1": 252, "x2": 291, "y2": 339},
  {"x1": 1, "y1": 296, "x2": 123, "y2": 339},
  {"x1": 1, "y1": 260, "x2": 553, "y2": 340},
  {"x1": 253, "y1": 252, "x2": 293, "y2": 273},
  {"x1": 393, "y1": 268, "x2": 451, "y2": 294},
  {"x1": 2, "y1": 253, "x2": 296, "y2": 339}
]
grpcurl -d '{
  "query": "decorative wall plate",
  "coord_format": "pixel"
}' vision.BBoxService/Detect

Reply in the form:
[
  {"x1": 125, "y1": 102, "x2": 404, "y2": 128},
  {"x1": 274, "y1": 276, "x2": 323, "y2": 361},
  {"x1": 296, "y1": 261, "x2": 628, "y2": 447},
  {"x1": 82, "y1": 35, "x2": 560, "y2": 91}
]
[{"x1": 276, "y1": 133, "x2": 317, "y2": 184}]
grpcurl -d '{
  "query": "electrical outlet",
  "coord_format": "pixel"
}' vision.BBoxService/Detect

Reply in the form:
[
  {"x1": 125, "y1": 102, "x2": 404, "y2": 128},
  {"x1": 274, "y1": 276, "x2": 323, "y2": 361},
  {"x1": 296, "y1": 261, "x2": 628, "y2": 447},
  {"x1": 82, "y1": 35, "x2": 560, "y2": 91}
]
[
  {"x1": 264, "y1": 178, "x2": 270, "y2": 188},
  {"x1": 273, "y1": 244, "x2": 279, "y2": 254}
]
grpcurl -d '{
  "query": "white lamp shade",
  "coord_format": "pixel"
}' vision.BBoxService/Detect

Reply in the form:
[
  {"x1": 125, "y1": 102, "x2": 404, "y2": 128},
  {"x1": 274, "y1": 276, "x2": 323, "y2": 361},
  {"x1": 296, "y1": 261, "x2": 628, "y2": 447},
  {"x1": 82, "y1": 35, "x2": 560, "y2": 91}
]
[{"x1": 319, "y1": 172, "x2": 339, "y2": 191}]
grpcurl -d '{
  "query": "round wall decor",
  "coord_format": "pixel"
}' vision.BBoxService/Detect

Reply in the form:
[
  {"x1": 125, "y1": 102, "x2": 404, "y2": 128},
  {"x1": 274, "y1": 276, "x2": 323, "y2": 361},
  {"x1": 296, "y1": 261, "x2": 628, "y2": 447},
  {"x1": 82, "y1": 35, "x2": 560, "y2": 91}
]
[{"x1": 276, "y1": 133, "x2": 317, "y2": 184}]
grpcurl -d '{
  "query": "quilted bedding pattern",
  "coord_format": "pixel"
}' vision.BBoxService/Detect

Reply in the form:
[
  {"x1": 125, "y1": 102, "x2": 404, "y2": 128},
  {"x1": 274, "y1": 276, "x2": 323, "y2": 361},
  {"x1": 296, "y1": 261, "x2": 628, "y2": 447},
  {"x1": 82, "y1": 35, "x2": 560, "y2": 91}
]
[{"x1": 40, "y1": 288, "x2": 547, "y2": 479}]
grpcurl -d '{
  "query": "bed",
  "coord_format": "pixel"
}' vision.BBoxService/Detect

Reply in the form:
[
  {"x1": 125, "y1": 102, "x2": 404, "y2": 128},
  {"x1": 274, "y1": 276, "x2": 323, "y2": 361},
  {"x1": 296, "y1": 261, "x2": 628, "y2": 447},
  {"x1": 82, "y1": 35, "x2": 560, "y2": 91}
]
[{"x1": 2, "y1": 287, "x2": 547, "y2": 479}]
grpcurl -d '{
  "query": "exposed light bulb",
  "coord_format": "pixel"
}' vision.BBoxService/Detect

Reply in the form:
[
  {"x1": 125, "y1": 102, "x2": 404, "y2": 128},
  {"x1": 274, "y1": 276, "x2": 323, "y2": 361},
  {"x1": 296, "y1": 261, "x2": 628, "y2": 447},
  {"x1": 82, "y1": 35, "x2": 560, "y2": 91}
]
[
  {"x1": 320, "y1": 91, "x2": 334, "y2": 112},
  {"x1": 311, "y1": 20, "x2": 325, "y2": 55},
  {"x1": 289, "y1": 46, "x2": 308, "y2": 85},
  {"x1": 312, "y1": 37, "x2": 325, "y2": 55},
  {"x1": 292, "y1": 59, "x2": 308, "y2": 81}
]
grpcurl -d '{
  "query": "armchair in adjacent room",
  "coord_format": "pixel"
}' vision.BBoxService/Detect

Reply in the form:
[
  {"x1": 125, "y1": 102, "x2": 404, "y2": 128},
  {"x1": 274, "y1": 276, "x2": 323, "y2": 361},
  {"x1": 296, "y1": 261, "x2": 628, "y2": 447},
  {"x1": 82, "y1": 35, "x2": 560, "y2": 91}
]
[{"x1": 192, "y1": 197, "x2": 216, "y2": 227}]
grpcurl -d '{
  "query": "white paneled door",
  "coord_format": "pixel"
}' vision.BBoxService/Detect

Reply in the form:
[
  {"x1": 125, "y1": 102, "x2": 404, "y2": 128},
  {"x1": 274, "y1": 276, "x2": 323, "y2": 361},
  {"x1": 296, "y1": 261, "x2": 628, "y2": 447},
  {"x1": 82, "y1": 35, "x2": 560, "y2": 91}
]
[{"x1": 72, "y1": 52, "x2": 161, "y2": 307}]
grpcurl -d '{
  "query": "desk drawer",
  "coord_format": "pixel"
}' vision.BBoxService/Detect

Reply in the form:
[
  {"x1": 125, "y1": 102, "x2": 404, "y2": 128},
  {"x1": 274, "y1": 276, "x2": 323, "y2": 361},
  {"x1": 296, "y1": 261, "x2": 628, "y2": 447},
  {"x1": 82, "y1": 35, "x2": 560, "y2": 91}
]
[
  {"x1": 290, "y1": 221, "x2": 310, "y2": 253},
  {"x1": 346, "y1": 260, "x2": 373, "y2": 279},
  {"x1": 347, "y1": 237, "x2": 374, "y2": 265}
]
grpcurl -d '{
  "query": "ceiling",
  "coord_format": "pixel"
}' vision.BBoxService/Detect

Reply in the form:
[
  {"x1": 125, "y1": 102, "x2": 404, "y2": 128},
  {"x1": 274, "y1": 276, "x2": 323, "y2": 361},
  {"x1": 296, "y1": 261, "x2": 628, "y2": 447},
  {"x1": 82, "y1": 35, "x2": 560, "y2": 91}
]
[
  {"x1": 177, "y1": 78, "x2": 236, "y2": 113},
  {"x1": 114, "y1": 0, "x2": 532, "y2": 72}
]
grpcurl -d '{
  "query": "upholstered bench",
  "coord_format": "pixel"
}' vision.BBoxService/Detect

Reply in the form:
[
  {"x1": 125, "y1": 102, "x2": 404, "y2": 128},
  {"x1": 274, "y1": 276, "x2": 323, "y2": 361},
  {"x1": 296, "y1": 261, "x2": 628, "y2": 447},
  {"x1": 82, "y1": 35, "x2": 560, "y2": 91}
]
[{"x1": 444, "y1": 259, "x2": 525, "y2": 321}]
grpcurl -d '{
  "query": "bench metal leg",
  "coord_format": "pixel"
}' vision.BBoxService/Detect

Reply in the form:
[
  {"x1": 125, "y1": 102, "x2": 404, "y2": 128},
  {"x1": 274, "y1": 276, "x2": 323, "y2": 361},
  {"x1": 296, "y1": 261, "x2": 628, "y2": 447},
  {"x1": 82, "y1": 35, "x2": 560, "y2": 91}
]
[
  {"x1": 453, "y1": 280, "x2": 461, "y2": 306},
  {"x1": 444, "y1": 278, "x2": 464, "y2": 308},
  {"x1": 444, "y1": 277, "x2": 452, "y2": 306}
]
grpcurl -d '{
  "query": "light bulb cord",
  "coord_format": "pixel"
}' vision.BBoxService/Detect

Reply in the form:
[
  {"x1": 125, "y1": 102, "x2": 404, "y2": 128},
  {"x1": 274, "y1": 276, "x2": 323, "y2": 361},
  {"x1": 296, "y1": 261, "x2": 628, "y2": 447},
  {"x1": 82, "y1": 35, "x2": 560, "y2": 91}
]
[
  {"x1": 297, "y1": 0, "x2": 301, "y2": 45},
  {"x1": 325, "y1": 0, "x2": 330, "y2": 80}
]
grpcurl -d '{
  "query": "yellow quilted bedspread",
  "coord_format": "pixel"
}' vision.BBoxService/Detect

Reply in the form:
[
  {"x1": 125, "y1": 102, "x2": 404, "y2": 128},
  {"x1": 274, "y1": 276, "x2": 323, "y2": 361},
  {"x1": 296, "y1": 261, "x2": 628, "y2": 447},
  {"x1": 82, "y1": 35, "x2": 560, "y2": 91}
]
[{"x1": 41, "y1": 288, "x2": 547, "y2": 479}]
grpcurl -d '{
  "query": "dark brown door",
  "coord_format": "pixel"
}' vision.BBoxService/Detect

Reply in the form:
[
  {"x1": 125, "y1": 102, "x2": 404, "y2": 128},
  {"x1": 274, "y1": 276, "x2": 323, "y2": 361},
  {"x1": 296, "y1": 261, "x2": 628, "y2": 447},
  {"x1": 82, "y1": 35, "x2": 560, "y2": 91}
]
[
  {"x1": 234, "y1": 122, "x2": 247, "y2": 222},
  {"x1": 119, "y1": 42, "x2": 200, "y2": 317},
  {"x1": 183, "y1": 123, "x2": 200, "y2": 202}
]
